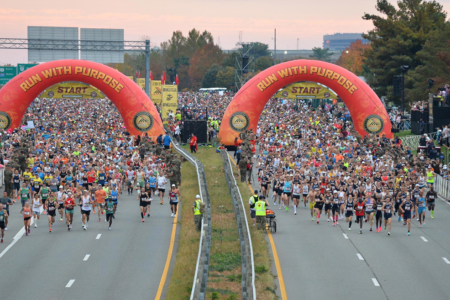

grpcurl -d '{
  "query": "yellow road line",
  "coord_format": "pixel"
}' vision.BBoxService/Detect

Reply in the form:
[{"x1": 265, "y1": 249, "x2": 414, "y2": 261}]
[
  {"x1": 154, "y1": 212, "x2": 178, "y2": 300},
  {"x1": 227, "y1": 153, "x2": 287, "y2": 300}
]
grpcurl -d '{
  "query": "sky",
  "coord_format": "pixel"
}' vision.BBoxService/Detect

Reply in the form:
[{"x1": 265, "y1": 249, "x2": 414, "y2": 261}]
[{"x1": 0, "y1": 0, "x2": 449, "y2": 65}]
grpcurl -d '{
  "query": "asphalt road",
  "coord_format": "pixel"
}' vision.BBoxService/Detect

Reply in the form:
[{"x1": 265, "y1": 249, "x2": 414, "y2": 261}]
[
  {"x1": 230, "y1": 152, "x2": 450, "y2": 300},
  {"x1": 0, "y1": 183, "x2": 177, "y2": 300}
]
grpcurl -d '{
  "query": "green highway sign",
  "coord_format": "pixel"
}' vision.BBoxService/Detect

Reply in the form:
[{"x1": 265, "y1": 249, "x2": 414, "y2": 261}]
[
  {"x1": 17, "y1": 63, "x2": 38, "y2": 74},
  {"x1": 0, "y1": 66, "x2": 17, "y2": 85}
]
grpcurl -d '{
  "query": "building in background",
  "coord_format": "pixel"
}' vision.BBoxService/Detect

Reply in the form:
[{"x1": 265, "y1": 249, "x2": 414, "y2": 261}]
[{"x1": 323, "y1": 33, "x2": 369, "y2": 51}]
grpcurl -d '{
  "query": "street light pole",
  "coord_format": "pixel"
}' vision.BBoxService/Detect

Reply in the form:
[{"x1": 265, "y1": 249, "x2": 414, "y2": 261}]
[
  {"x1": 145, "y1": 39, "x2": 150, "y2": 96},
  {"x1": 273, "y1": 29, "x2": 276, "y2": 66}
]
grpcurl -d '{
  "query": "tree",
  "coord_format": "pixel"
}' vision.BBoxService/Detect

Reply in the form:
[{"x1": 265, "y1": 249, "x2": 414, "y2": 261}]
[
  {"x1": 406, "y1": 21, "x2": 450, "y2": 102},
  {"x1": 188, "y1": 44, "x2": 224, "y2": 90},
  {"x1": 215, "y1": 67, "x2": 235, "y2": 90},
  {"x1": 202, "y1": 64, "x2": 221, "y2": 88},
  {"x1": 222, "y1": 51, "x2": 240, "y2": 68},
  {"x1": 240, "y1": 42, "x2": 271, "y2": 59},
  {"x1": 309, "y1": 47, "x2": 332, "y2": 62},
  {"x1": 255, "y1": 56, "x2": 273, "y2": 71},
  {"x1": 335, "y1": 40, "x2": 372, "y2": 75},
  {"x1": 362, "y1": 0, "x2": 447, "y2": 101}
]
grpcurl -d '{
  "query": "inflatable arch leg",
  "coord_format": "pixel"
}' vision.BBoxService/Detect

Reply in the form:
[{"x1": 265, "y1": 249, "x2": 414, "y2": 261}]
[{"x1": 219, "y1": 60, "x2": 392, "y2": 145}]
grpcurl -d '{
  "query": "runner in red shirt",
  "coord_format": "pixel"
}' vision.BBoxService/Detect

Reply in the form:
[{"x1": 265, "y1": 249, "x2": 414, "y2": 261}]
[
  {"x1": 65, "y1": 192, "x2": 75, "y2": 231},
  {"x1": 355, "y1": 198, "x2": 366, "y2": 234}
]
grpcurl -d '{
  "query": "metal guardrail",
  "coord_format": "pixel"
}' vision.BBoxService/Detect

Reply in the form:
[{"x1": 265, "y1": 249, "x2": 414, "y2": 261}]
[
  {"x1": 171, "y1": 141, "x2": 211, "y2": 300},
  {"x1": 434, "y1": 174, "x2": 450, "y2": 201},
  {"x1": 400, "y1": 132, "x2": 437, "y2": 150},
  {"x1": 221, "y1": 150, "x2": 256, "y2": 300}
]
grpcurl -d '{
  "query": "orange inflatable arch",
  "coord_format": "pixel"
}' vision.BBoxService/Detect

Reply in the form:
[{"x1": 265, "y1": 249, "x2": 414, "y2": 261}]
[
  {"x1": 219, "y1": 60, "x2": 392, "y2": 145},
  {"x1": 0, "y1": 59, "x2": 164, "y2": 137}
]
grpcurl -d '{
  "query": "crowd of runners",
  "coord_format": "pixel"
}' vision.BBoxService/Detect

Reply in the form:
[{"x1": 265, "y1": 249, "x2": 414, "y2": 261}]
[
  {"x1": 0, "y1": 98, "x2": 181, "y2": 243},
  {"x1": 0, "y1": 92, "x2": 446, "y2": 244},
  {"x1": 249, "y1": 98, "x2": 444, "y2": 236}
]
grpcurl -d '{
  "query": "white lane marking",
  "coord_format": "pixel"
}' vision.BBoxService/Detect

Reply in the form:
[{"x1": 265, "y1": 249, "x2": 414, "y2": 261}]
[
  {"x1": 372, "y1": 278, "x2": 380, "y2": 287},
  {"x1": 0, "y1": 209, "x2": 41, "y2": 260},
  {"x1": 66, "y1": 279, "x2": 75, "y2": 288},
  {"x1": 443, "y1": 257, "x2": 450, "y2": 264},
  {"x1": 357, "y1": 253, "x2": 364, "y2": 261},
  {"x1": 96, "y1": 234, "x2": 101, "y2": 240},
  {"x1": 83, "y1": 254, "x2": 90, "y2": 261},
  {"x1": 420, "y1": 236, "x2": 428, "y2": 242},
  {"x1": 343, "y1": 233, "x2": 349, "y2": 239}
]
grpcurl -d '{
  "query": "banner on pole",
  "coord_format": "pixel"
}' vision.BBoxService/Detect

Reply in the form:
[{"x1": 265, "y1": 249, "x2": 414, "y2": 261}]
[
  {"x1": 151, "y1": 80, "x2": 162, "y2": 105},
  {"x1": 161, "y1": 85, "x2": 178, "y2": 120},
  {"x1": 136, "y1": 78, "x2": 145, "y2": 91},
  {"x1": 275, "y1": 82, "x2": 337, "y2": 99},
  {"x1": 127, "y1": 75, "x2": 134, "y2": 82}
]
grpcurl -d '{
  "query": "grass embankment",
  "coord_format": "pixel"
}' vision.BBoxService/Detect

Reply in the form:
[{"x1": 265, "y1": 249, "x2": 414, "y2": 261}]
[
  {"x1": 192, "y1": 147, "x2": 242, "y2": 300},
  {"x1": 231, "y1": 159, "x2": 278, "y2": 300},
  {"x1": 394, "y1": 130, "x2": 412, "y2": 137},
  {"x1": 166, "y1": 160, "x2": 201, "y2": 300}
]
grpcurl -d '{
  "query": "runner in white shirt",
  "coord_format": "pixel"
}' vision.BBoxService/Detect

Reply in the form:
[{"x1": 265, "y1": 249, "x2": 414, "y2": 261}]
[
  {"x1": 80, "y1": 190, "x2": 93, "y2": 230},
  {"x1": 157, "y1": 175, "x2": 168, "y2": 205},
  {"x1": 32, "y1": 195, "x2": 42, "y2": 228}
]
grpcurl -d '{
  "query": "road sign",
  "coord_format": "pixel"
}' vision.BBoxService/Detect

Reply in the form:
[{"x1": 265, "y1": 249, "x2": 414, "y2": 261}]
[
  {"x1": 17, "y1": 63, "x2": 38, "y2": 74},
  {"x1": 0, "y1": 66, "x2": 17, "y2": 85}
]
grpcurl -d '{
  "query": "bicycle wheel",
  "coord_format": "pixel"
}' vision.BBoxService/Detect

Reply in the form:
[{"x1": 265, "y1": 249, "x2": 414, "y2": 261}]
[{"x1": 272, "y1": 220, "x2": 277, "y2": 233}]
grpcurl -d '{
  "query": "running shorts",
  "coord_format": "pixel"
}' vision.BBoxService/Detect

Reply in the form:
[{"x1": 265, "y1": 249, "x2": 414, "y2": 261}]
[
  {"x1": 293, "y1": 194, "x2": 300, "y2": 199},
  {"x1": 58, "y1": 203, "x2": 64, "y2": 210},
  {"x1": 324, "y1": 203, "x2": 331, "y2": 211},
  {"x1": 81, "y1": 210, "x2": 91, "y2": 216},
  {"x1": 345, "y1": 211, "x2": 353, "y2": 218},
  {"x1": 65, "y1": 209, "x2": 74, "y2": 214},
  {"x1": 158, "y1": 188, "x2": 165, "y2": 193},
  {"x1": 309, "y1": 202, "x2": 315, "y2": 210},
  {"x1": 140, "y1": 201, "x2": 147, "y2": 207},
  {"x1": 403, "y1": 212, "x2": 411, "y2": 220},
  {"x1": 332, "y1": 205, "x2": 340, "y2": 214},
  {"x1": 0, "y1": 221, "x2": 4, "y2": 229},
  {"x1": 106, "y1": 214, "x2": 114, "y2": 221},
  {"x1": 33, "y1": 210, "x2": 41, "y2": 216},
  {"x1": 418, "y1": 207, "x2": 426, "y2": 214},
  {"x1": 384, "y1": 213, "x2": 392, "y2": 219},
  {"x1": 169, "y1": 201, "x2": 178, "y2": 206},
  {"x1": 14, "y1": 183, "x2": 20, "y2": 190}
]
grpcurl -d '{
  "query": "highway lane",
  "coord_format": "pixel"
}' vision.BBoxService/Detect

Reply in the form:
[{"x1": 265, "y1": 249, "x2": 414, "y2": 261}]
[
  {"x1": 232, "y1": 151, "x2": 450, "y2": 300},
  {"x1": 0, "y1": 184, "x2": 177, "y2": 300}
]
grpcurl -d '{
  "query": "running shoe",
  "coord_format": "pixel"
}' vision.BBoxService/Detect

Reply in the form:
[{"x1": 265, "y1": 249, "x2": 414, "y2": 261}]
[
  {"x1": 398, "y1": 216, "x2": 401, "y2": 222},
  {"x1": 317, "y1": 220, "x2": 319, "y2": 224},
  {"x1": 83, "y1": 226, "x2": 86, "y2": 230},
  {"x1": 285, "y1": 207, "x2": 289, "y2": 212},
  {"x1": 160, "y1": 202, "x2": 163, "y2": 205},
  {"x1": 294, "y1": 212, "x2": 297, "y2": 215},
  {"x1": 336, "y1": 221, "x2": 339, "y2": 225},
  {"x1": 171, "y1": 213, "x2": 174, "y2": 217},
  {"x1": 108, "y1": 227, "x2": 111, "y2": 231},
  {"x1": 379, "y1": 227, "x2": 382, "y2": 232},
  {"x1": 370, "y1": 228, "x2": 372, "y2": 232},
  {"x1": 98, "y1": 218, "x2": 101, "y2": 222},
  {"x1": 388, "y1": 232, "x2": 391, "y2": 235},
  {"x1": 43, "y1": 211, "x2": 47, "y2": 215},
  {"x1": 112, "y1": 215, "x2": 115, "y2": 219},
  {"x1": 147, "y1": 213, "x2": 150, "y2": 217},
  {"x1": 376, "y1": 228, "x2": 379, "y2": 232},
  {"x1": 348, "y1": 228, "x2": 351, "y2": 231},
  {"x1": 423, "y1": 222, "x2": 426, "y2": 226},
  {"x1": 407, "y1": 232, "x2": 410, "y2": 236},
  {"x1": 34, "y1": 224, "x2": 37, "y2": 228},
  {"x1": 60, "y1": 218, "x2": 63, "y2": 221},
  {"x1": 49, "y1": 229, "x2": 52, "y2": 233},
  {"x1": 4, "y1": 227, "x2": 7, "y2": 231},
  {"x1": 142, "y1": 218, "x2": 145, "y2": 222},
  {"x1": 420, "y1": 224, "x2": 422, "y2": 227},
  {"x1": 431, "y1": 216, "x2": 434, "y2": 219},
  {"x1": 93, "y1": 210, "x2": 96, "y2": 214},
  {"x1": 311, "y1": 217, "x2": 314, "y2": 221},
  {"x1": 417, "y1": 218, "x2": 419, "y2": 221},
  {"x1": 28, "y1": 229, "x2": 30, "y2": 233},
  {"x1": 360, "y1": 230, "x2": 362, "y2": 234},
  {"x1": 327, "y1": 218, "x2": 330, "y2": 222},
  {"x1": 1, "y1": 238, "x2": 3, "y2": 243},
  {"x1": 333, "y1": 222, "x2": 335, "y2": 226},
  {"x1": 26, "y1": 233, "x2": 28, "y2": 236},
  {"x1": 279, "y1": 206, "x2": 281, "y2": 210}
]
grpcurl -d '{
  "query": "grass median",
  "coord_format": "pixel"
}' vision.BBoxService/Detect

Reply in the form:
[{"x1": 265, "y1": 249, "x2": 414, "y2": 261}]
[
  {"x1": 192, "y1": 147, "x2": 242, "y2": 300},
  {"x1": 166, "y1": 160, "x2": 201, "y2": 300}
]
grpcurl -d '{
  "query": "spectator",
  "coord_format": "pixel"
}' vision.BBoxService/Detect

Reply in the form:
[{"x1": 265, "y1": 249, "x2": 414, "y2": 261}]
[{"x1": 420, "y1": 118, "x2": 425, "y2": 135}]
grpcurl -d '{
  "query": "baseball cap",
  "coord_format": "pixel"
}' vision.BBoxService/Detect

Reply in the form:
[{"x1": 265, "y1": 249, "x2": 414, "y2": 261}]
[
  {"x1": 172, "y1": 184, "x2": 176, "y2": 186},
  {"x1": 196, "y1": 195, "x2": 200, "y2": 199},
  {"x1": 59, "y1": 186, "x2": 63, "y2": 189}
]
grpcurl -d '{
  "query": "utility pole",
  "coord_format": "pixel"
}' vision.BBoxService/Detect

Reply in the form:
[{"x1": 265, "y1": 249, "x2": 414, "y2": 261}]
[
  {"x1": 145, "y1": 39, "x2": 150, "y2": 96},
  {"x1": 274, "y1": 29, "x2": 277, "y2": 65}
]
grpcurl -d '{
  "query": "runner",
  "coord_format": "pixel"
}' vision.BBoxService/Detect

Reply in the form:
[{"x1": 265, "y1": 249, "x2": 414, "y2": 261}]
[
  {"x1": 157, "y1": 173, "x2": 167, "y2": 205},
  {"x1": 354, "y1": 197, "x2": 365, "y2": 234},
  {"x1": 331, "y1": 191, "x2": 340, "y2": 226},
  {"x1": 32, "y1": 194, "x2": 42, "y2": 228},
  {"x1": 365, "y1": 196, "x2": 375, "y2": 232},
  {"x1": 426, "y1": 186, "x2": 437, "y2": 219},
  {"x1": 292, "y1": 181, "x2": 301, "y2": 215},
  {"x1": 138, "y1": 187, "x2": 150, "y2": 222},
  {"x1": 95, "y1": 185, "x2": 106, "y2": 222},
  {"x1": 65, "y1": 192, "x2": 76, "y2": 231},
  {"x1": 23, "y1": 202, "x2": 32, "y2": 236},
  {"x1": 417, "y1": 191, "x2": 426, "y2": 227},
  {"x1": 106, "y1": 197, "x2": 115, "y2": 230},
  {"x1": 20, "y1": 186, "x2": 30, "y2": 214},
  {"x1": 111, "y1": 186, "x2": 119, "y2": 216},
  {"x1": 400, "y1": 195, "x2": 413, "y2": 235},
  {"x1": 57, "y1": 186, "x2": 66, "y2": 222},
  {"x1": 345, "y1": 195, "x2": 354, "y2": 231},
  {"x1": 169, "y1": 184, "x2": 180, "y2": 217},
  {"x1": 382, "y1": 198, "x2": 393, "y2": 236},
  {"x1": 80, "y1": 190, "x2": 93, "y2": 230},
  {"x1": 46, "y1": 192, "x2": 57, "y2": 232},
  {"x1": 0, "y1": 192, "x2": 13, "y2": 231},
  {"x1": 0, "y1": 203, "x2": 8, "y2": 243}
]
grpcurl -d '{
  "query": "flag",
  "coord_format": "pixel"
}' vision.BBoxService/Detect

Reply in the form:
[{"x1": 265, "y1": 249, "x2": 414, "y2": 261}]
[
  {"x1": 149, "y1": 71, "x2": 153, "y2": 80},
  {"x1": 136, "y1": 71, "x2": 141, "y2": 78},
  {"x1": 161, "y1": 75, "x2": 164, "y2": 85},
  {"x1": 163, "y1": 71, "x2": 166, "y2": 83},
  {"x1": 176, "y1": 74, "x2": 179, "y2": 85}
]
